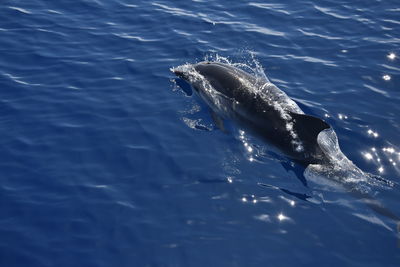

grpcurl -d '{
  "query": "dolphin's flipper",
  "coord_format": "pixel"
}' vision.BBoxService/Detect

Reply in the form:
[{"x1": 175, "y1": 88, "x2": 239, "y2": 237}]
[
  {"x1": 258, "y1": 183, "x2": 312, "y2": 202},
  {"x1": 280, "y1": 160, "x2": 308, "y2": 187},
  {"x1": 210, "y1": 110, "x2": 226, "y2": 132},
  {"x1": 289, "y1": 112, "x2": 331, "y2": 145},
  {"x1": 280, "y1": 188, "x2": 312, "y2": 201}
]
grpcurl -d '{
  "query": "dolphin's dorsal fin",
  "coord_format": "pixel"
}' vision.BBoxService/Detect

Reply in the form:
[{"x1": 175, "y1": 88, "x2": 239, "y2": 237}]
[{"x1": 288, "y1": 112, "x2": 331, "y2": 145}]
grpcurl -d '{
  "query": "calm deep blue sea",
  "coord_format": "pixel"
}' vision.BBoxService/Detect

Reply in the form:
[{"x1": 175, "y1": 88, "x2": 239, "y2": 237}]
[{"x1": 1, "y1": 0, "x2": 400, "y2": 266}]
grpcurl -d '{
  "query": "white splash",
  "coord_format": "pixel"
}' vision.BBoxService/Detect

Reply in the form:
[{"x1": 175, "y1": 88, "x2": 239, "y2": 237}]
[{"x1": 304, "y1": 128, "x2": 394, "y2": 194}]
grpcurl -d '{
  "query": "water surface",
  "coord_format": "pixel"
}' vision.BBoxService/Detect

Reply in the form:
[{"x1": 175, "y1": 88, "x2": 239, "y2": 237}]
[{"x1": 0, "y1": 0, "x2": 399, "y2": 266}]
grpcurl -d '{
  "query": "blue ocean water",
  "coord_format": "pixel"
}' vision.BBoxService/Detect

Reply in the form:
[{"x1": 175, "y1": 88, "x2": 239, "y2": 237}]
[{"x1": 1, "y1": 0, "x2": 399, "y2": 266}]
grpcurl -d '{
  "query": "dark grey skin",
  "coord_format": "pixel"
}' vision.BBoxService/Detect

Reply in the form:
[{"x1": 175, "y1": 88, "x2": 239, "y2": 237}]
[
  {"x1": 174, "y1": 61, "x2": 331, "y2": 165},
  {"x1": 173, "y1": 61, "x2": 400, "y2": 233}
]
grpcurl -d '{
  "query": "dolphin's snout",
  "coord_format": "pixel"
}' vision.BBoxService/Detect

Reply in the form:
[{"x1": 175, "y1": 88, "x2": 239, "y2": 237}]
[{"x1": 173, "y1": 69, "x2": 184, "y2": 77}]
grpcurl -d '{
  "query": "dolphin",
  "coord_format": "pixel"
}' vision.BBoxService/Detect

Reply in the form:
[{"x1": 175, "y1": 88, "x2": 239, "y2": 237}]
[
  {"x1": 172, "y1": 61, "x2": 331, "y2": 165},
  {"x1": 171, "y1": 61, "x2": 400, "y2": 233}
]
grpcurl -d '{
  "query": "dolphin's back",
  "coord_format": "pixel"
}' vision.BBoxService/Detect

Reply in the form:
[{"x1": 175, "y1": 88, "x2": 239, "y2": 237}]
[{"x1": 194, "y1": 62, "x2": 259, "y2": 99}]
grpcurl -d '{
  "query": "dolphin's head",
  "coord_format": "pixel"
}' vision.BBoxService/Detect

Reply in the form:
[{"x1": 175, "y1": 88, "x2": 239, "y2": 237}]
[
  {"x1": 171, "y1": 62, "x2": 210, "y2": 79},
  {"x1": 171, "y1": 62, "x2": 217, "y2": 95},
  {"x1": 192, "y1": 61, "x2": 226, "y2": 76}
]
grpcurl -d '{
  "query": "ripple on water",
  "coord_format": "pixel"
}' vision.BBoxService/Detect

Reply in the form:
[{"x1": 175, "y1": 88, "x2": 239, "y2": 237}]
[{"x1": 0, "y1": 0, "x2": 400, "y2": 266}]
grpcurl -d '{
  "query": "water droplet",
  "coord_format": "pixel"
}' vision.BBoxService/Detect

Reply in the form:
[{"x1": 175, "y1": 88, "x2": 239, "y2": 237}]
[
  {"x1": 277, "y1": 213, "x2": 289, "y2": 221},
  {"x1": 364, "y1": 153, "x2": 373, "y2": 160},
  {"x1": 387, "y1": 53, "x2": 396, "y2": 60},
  {"x1": 367, "y1": 129, "x2": 379, "y2": 138}
]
